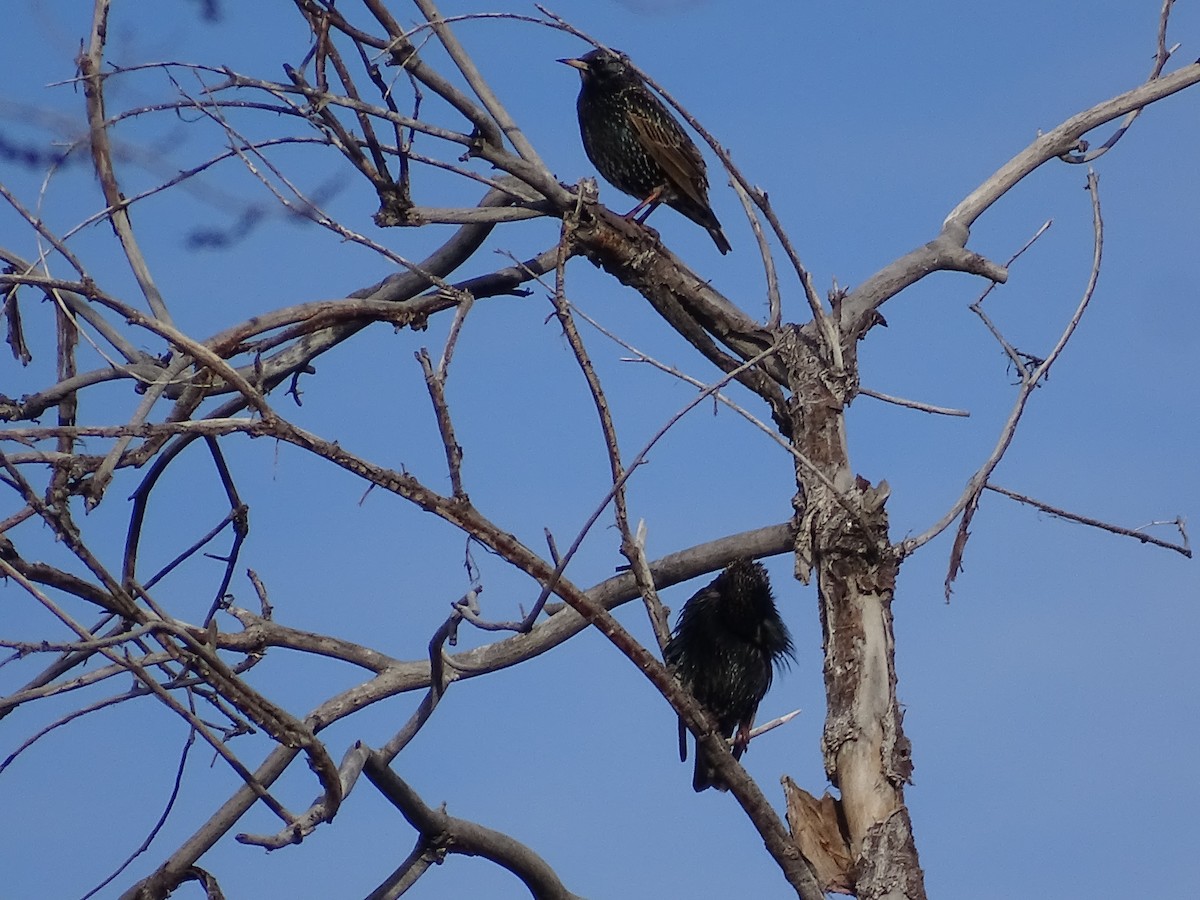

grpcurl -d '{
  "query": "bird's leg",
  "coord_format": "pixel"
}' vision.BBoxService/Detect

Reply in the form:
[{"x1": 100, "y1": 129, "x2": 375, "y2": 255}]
[
  {"x1": 624, "y1": 184, "x2": 665, "y2": 222},
  {"x1": 733, "y1": 720, "x2": 753, "y2": 757}
]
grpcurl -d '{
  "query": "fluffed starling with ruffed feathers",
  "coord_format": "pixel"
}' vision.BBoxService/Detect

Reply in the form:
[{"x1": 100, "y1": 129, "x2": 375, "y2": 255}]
[
  {"x1": 663, "y1": 558, "x2": 793, "y2": 792},
  {"x1": 558, "y1": 48, "x2": 732, "y2": 254}
]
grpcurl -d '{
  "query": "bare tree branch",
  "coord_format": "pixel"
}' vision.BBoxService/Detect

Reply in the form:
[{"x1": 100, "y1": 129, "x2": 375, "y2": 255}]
[
  {"x1": 79, "y1": 1, "x2": 174, "y2": 325},
  {"x1": 985, "y1": 483, "x2": 1191, "y2": 557},
  {"x1": 837, "y1": 62, "x2": 1200, "y2": 344},
  {"x1": 899, "y1": 171, "x2": 1106, "y2": 581},
  {"x1": 362, "y1": 749, "x2": 587, "y2": 900},
  {"x1": 3, "y1": 6, "x2": 1194, "y2": 900}
]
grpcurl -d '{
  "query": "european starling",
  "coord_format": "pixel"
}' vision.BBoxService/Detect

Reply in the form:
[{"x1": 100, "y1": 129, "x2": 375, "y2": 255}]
[
  {"x1": 663, "y1": 558, "x2": 793, "y2": 792},
  {"x1": 559, "y1": 48, "x2": 732, "y2": 254}
]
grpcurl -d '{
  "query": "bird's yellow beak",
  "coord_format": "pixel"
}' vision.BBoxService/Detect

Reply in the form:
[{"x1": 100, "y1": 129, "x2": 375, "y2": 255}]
[{"x1": 557, "y1": 57, "x2": 588, "y2": 72}]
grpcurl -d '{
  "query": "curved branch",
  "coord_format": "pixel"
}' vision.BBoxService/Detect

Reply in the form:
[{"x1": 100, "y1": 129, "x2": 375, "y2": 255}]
[
  {"x1": 119, "y1": 523, "x2": 794, "y2": 899},
  {"x1": 362, "y1": 751, "x2": 586, "y2": 900},
  {"x1": 837, "y1": 60, "x2": 1200, "y2": 342},
  {"x1": 411, "y1": 0, "x2": 550, "y2": 171},
  {"x1": 79, "y1": 2, "x2": 174, "y2": 325},
  {"x1": 1059, "y1": 0, "x2": 1179, "y2": 164},
  {"x1": 899, "y1": 172, "x2": 1106, "y2": 582},
  {"x1": 944, "y1": 62, "x2": 1200, "y2": 231},
  {"x1": 568, "y1": 205, "x2": 790, "y2": 431},
  {"x1": 161, "y1": 180, "x2": 533, "y2": 402}
]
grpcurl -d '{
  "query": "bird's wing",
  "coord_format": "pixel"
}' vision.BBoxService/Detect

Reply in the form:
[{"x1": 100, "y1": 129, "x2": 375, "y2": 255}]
[
  {"x1": 626, "y1": 94, "x2": 711, "y2": 210},
  {"x1": 678, "y1": 717, "x2": 688, "y2": 763}
]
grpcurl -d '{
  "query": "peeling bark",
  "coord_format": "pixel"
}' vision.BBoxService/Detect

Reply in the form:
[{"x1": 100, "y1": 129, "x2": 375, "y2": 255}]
[
  {"x1": 783, "y1": 779, "x2": 854, "y2": 894},
  {"x1": 781, "y1": 327, "x2": 925, "y2": 899}
]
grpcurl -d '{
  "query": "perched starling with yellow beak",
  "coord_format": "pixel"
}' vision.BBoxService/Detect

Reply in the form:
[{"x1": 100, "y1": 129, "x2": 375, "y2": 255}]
[
  {"x1": 663, "y1": 558, "x2": 793, "y2": 791},
  {"x1": 559, "y1": 48, "x2": 732, "y2": 254}
]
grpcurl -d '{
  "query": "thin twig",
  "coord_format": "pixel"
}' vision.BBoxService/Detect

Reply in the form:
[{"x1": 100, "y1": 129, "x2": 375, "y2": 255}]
[
  {"x1": 972, "y1": 219, "x2": 1053, "y2": 309},
  {"x1": 1060, "y1": 0, "x2": 1179, "y2": 163},
  {"x1": 1, "y1": 685, "x2": 151, "y2": 774},
  {"x1": 80, "y1": 727, "x2": 197, "y2": 899},
  {"x1": 523, "y1": 345, "x2": 783, "y2": 620},
  {"x1": 570, "y1": 303, "x2": 871, "y2": 537},
  {"x1": 409, "y1": 0, "x2": 549, "y2": 172},
  {"x1": 543, "y1": 209, "x2": 671, "y2": 644},
  {"x1": 985, "y1": 483, "x2": 1190, "y2": 557},
  {"x1": 79, "y1": 2, "x2": 174, "y2": 325},
  {"x1": 901, "y1": 171, "x2": 1107, "y2": 600},
  {"x1": 969, "y1": 219, "x2": 1055, "y2": 377},
  {"x1": 0, "y1": 556, "x2": 291, "y2": 819},
  {"x1": 729, "y1": 176, "x2": 782, "y2": 329},
  {"x1": 417, "y1": 349, "x2": 467, "y2": 500},
  {"x1": 858, "y1": 388, "x2": 969, "y2": 418},
  {"x1": 748, "y1": 708, "x2": 802, "y2": 743}
]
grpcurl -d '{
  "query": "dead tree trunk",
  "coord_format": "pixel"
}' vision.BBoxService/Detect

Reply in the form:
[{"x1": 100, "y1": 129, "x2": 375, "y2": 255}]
[{"x1": 782, "y1": 326, "x2": 924, "y2": 900}]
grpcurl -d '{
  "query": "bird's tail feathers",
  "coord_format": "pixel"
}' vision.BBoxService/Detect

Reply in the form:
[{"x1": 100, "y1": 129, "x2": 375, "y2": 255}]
[{"x1": 708, "y1": 225, "x2": 732, "y2": 255}]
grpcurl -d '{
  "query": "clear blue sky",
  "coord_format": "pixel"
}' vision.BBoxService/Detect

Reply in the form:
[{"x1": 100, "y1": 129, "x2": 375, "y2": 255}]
[{"x1": 2, "y1": 2, "x2": 1198, "y2": 898}]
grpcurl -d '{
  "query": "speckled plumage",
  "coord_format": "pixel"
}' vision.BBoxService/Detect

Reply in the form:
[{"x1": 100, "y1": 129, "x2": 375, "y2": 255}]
[
  {"x1": 559, "y1": 48, "x2": 731, "y2": 254},
  {"x1": 663, "y1": 558, "x2": 793, "y2": 791}
]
